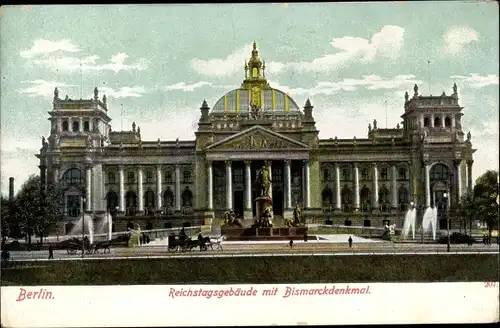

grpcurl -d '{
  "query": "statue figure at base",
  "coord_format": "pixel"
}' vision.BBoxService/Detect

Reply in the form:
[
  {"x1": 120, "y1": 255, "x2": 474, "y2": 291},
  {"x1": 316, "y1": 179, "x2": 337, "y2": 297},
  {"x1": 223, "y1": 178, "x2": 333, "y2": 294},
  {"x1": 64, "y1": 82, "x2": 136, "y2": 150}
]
[
  {"x1": 255, "y1": 204, "x2": 273, "y2": 228},
  {"x1": 223, "y1": 210, "x2": 242, "y2": 227}
]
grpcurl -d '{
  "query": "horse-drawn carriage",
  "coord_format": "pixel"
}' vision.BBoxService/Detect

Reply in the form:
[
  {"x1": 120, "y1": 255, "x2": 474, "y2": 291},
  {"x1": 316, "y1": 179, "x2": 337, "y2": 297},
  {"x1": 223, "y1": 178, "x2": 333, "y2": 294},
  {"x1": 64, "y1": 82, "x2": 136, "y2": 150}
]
[
  {"x1": 66, "y1": 237, "x2": 93, "y2": 255},
  {"x1": 167, "y1": 231, "x2": 223, "y2": 252}
]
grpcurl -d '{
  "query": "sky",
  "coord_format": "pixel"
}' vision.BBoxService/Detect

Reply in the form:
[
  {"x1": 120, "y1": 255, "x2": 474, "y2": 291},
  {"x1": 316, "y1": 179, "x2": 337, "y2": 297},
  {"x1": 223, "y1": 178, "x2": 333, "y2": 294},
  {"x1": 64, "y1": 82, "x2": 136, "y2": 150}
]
[{"x1": 1, "y1": 3, "x2": 498, "y2": 196}]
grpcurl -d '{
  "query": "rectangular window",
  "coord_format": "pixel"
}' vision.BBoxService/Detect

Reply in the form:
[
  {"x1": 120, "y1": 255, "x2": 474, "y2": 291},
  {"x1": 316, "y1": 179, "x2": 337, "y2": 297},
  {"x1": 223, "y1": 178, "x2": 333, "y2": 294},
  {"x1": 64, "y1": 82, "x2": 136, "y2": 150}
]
[
  {"x1": 146, "y1": 170, "x2": 154, "y2": 183},
  {"x1": 183, "y1": 171, "x2": 192, "y2": 184},
  {"x1": 273, "y1": 167, "x2": 282, "y2": 182},
  {"x1": 164, "y1": 171, "x2": 173, "y2": 184},
  {"x1": 107, "y1": 171, "x2": 116, "y2": 184},
  {"x1": 361, "y1": 168, "x2": 369, "y2": 181},
  {"x1": 399, "y1": 168, "x2": 407, "y2": 180},
  {"x1": 342, "y1": 169, "x2": 350, "y2": 181},
  {"x1": 380, "y1": 168, "x2": 388, "y2": 180},
  {"x1": 127, "y1": 172, "x2": 135, "y2": 184},
  {"x1": 233, "y1": 168, "x2": 244, "y2": 183}
]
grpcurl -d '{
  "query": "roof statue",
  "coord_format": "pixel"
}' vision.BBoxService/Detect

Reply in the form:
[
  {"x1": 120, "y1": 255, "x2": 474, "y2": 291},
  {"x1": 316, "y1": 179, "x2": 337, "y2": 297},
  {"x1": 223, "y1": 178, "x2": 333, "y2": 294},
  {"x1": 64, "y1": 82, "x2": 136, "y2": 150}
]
[
  {"x1": 373, "y1": 119, "x2": 377, "y2": 129},
  {"x1": 103, "y1": 94, "x2": 107, "y2": 104},
  {"x1": 94, "y1": 87, "x2": 99, "y2": 100},
  {"x1": 137, "y1": 126, "x2": 140, "y2": 134},
  {"x1": 368, "y1": 123, "x2": 372, "y2": 132},
  {"x1": 467, "y1": 131, "x2": 471, "y2": 141},
  {"x1": 396, "y1": 123, "x2": 400, "y2": 129},
  {"x1": 453, "y1": 83, "x2": 458, "y2": 95},
  {"x1": 404, "y1": 91, "x2": 409, "y2": 102},
  {"x1": 132, "y1": 122, "x2": 136, "y2": 132},
  {"x1": 54, "y1": 87, "x2": 59, "y2": 100},
  {"x1": 414, "y1": 84, "x2": 419, "y2": 96}
]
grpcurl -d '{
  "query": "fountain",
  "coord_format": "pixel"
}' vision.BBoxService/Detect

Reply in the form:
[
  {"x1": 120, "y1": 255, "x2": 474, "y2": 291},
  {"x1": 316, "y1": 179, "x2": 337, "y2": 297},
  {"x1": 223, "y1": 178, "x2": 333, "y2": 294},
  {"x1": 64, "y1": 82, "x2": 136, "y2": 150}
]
[
  {"x1": 94, "y1": 212, "x2": 113, "y2": 241},
  {"x1": 402, "y1": 206, "x2": 416, "y2": 239},
  {"x1": 68, "y1": 214, "x2": 94, "y2": 245},
  {"x1": 422, "y1": 207, "x2": 438, "y2": 240}
]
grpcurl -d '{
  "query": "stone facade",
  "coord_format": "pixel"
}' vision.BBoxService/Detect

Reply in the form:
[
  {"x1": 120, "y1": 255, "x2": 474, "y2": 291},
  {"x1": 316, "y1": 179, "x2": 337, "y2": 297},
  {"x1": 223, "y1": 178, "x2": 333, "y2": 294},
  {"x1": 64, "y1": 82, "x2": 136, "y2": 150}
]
[{"x1": 36, "y1": 44, "x2": 476, "y2": 234}]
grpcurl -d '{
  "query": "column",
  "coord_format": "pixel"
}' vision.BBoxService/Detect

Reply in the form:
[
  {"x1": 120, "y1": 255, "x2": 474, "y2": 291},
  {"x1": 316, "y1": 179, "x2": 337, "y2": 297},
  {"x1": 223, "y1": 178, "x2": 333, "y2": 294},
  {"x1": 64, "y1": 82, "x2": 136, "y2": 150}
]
[
  {"x1": 353, "y1": 163, "x2": 360, "y2": 210},
  {"x1": 334, "y1": 163, "x2": 341, "y2": 210},
  {"x1": 467, "y1": 161, "x2": 473, "y2": 194},
  {"x1": 57, "y1": 118, "x2": 62, "y2": 132},
  {"x1": 89, "y1": 118, "x2": 93, "y2": 132},
  {"x1": 119, "y1": 165, "x2": 125, "y2": 212},
  {"x1": 425, "y1": 162, "x2": 431, "y2": 207},
  {"x1": 79, "y1": 117, "x2": 83, "y2": 132},
  {"x1": 85, "y1": 166, "x2": 92, "y2": 211},
  {"x1": 244, "y1": 161, "x2": 252, "y2": 211},
  {"x1": 175, "y1": 165, "x2": 181, "y2": 212},
  {"x1": 441, "y1": 114, "x2": 445, "y2": 128},
  {"x1": 266, "y1": 161, "x2": 273, "y2": 199},
  {"x1": 156, "y1": 165, "x2": 162, "y2": 210},
  {"x1": 455, "y1": 160, "x2": 462, "y2": 202},
  {"x1": 451, "y1": 115, "x2": 456, "y2": 128},
  {"x1": 391, "y1": 164, "x2": 398, "y2": 209},
  {"x1": 372, "y1": 163, "x2": 379, "y2": 210},
  {"x1": 419, "y1": 114, "x2": 424, "y2": 128},
  {"x1": 207, "y1": 161, "x2": 213, "y2": 210},
  {"x1": 430, "y1": 114, "x2": 435, "y2": 128},
  {"x1": 53, "y1": 165, "x2": 59, "y2": 184},
  {"x1": 285, "y1": 160, "x2": 292, "y2": 210},
  {"x1": 225, "y1": 161, "x2": 232, "y2": 210},
  {"x1": 137, "y1": 166, "x2": 144, "y2": 213},
  {"x1": 304, "y1": 160, "x2": 311, "y2": 208}
]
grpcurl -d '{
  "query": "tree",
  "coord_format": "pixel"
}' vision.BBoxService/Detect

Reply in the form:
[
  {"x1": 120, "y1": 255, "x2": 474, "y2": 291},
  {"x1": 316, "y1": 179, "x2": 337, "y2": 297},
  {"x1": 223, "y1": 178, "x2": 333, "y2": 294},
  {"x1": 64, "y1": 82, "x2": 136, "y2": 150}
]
[
  {"x1": 459, "y1": 193, "x2": 477, "y2": 236},
  {"x1": 472, "y1": 170, "x2": 499, "y2": 236},
  {"x1": 15, "y1": 175, "x2": 62, "y2": 247},
  {"x1": 1, "y1": 196, "x2": 23, "y2": 244}
]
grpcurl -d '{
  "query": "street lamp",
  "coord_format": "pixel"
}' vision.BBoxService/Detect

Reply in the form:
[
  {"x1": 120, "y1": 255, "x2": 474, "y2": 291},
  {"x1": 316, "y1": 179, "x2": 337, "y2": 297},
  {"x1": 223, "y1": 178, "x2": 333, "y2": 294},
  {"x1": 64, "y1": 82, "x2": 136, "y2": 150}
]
[{"x1": 443, "y1": 192, "x2": 450, "y2": 252}]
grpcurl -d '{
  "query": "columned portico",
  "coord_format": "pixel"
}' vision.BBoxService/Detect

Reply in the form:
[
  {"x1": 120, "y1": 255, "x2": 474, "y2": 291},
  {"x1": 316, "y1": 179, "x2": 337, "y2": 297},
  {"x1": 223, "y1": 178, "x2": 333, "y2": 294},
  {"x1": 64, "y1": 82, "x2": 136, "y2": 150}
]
[
  {"x1": 303, "y1": 160, "x2": 311, "y2": 208},
  {"x1": 372, "y1": 163, "x2": 379, "y2": 211},
  {"x1": 137, "y1": 165, "x2": 144, "y2": 214},
  {"x1": 207, "y1": 161, "x2": 213, "y2": 210},
  {"x1": 284, "y1": 160, "x2": 292, "y2": 210},
  {"x1": 225, "y1": 161, "x2": 233, "y2": 210},
  {"x1": 156, "y1": 165, "x2": 162, "y2": 211},
  {"x1": 334, "y1": 163, "x2": 341, "y2": 211},
  {"x1": 391, "y1": 164, "x2": 398, "y2": 209},
  {"x1": 455, "y1": 160, "x2": 462, "y2": 201},
  {"x1": 244, "y1": 160, "x2": 252, "y2": 219},
  {"x1": 175, "y1": 165, "x2": 181, "y2": 212},
  {"x1": 353, "y1": 163, "x2": 360, "y2": 211},
  {"x1": 118, "y1": 165, "x2": 125, "y2": 212}
]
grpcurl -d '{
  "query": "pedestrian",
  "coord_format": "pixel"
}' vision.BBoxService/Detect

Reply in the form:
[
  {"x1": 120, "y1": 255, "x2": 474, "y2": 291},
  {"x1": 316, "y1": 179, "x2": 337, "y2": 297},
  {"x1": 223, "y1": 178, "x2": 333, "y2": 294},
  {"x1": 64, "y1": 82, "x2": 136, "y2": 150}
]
[
  {"x1": 289, "y1": 239, "x2": 293, "y2": 248},
  {"x1": 348, "y1": 236, "x2": 353, "y2": 248},
  {"x1": 303, "y1": 231, "x2": 308, "y2": 242},
  {"x1": 48, "y1": 244, "x2": 54, "y2": 260}
]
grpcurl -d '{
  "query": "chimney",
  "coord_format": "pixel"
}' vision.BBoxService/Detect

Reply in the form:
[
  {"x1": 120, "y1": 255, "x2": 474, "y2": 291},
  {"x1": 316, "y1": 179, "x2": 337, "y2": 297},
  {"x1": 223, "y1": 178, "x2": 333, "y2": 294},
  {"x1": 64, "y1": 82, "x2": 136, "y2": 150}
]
[{"x1": 9, "y1": 177, "x2": 14, "y2": 202}]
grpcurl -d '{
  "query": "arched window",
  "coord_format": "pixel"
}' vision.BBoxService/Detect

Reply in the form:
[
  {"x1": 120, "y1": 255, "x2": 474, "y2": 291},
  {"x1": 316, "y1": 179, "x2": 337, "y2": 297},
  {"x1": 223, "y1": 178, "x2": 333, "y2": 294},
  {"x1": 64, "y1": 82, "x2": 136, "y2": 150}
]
[
  {"x1": 182, "y1": 187, "x2": 193, "y2": 207},
  {"x1": 62, "y1": 168, "x2": 83, "y2": 185},
  {"x1": 360, "y1": 186, "x2": 371, "y2": 211},
  {"x1": 444, "y1": 117, "x2": 451, "y2": 127},
  {"x1": 106, "y1": 191, "x2": 119, "y2": 210},
  {"x1": 72, "y1": 121, "x2": 79, "y2": 132},
  {"x1": 430, "y1": 164, "x2": 449, "y2": 181},
  {"x1": 341, "y1": 186, "x2": 352, "y2": 212},
  {"x1": 379, "y1": 186, "x2": 390, "y2": 204},
  {"x1": 83, "y1": 121, "x2": 90, "y2": 132},
  {"x1": 424, "y1": 117, "x2": 430, "y2": 127},
  {"x1": 434, "y1": 117, "x2": 441, "y2": 127},
  {"x1": 62, "y1": 120, "x2": 69, "y2": 131},
  {"x1": 125, "y1": 191, "x2": 137, "y2": 216},
  {"x1": 322, "y1": 187, "x2": 333, "y2": 206},
  {"x1": 145, "y1": 190, "x2": 155, "y2": 208},
  {"x1": 398, "y1": 186, "x2": 408, "y2": 206},
  {"x1": 163, "y1": 188, "x2": 174, "y2": 207}
]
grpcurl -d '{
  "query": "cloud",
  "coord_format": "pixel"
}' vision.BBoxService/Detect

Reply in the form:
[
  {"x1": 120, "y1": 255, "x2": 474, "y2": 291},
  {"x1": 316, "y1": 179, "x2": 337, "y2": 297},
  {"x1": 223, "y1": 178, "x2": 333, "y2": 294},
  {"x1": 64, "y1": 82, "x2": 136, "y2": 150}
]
[
  {"x1": 269, "y1": 74, "x2": 422, "y2": 96},
  {"x1": 450, "y1": 74, "x2": 499, "y2": 89},
  {"x1": 271, "y1": 25, "x2": 405, "y2": 74},
  {"x1": 22, "y1": 40, "x2": 149, "y2": 73},
  {"x1": 18, "y1": 80, "x2": 77, "y2": 98},
  {"x1": 190, "y1": 43, "x2": 253, "y2": 77},
  {"x1": 443, "y1": 26, "x2": 479, "y2": 55},
  {"x1": 20, "y1": 39, "x2": 81, "y2": 58},
  {"x1": 165, "y1": 81, "x2": 212, "y2": 92},
  {"x1": 100, "y1": 86, "x2": 147, "y2": 98}
]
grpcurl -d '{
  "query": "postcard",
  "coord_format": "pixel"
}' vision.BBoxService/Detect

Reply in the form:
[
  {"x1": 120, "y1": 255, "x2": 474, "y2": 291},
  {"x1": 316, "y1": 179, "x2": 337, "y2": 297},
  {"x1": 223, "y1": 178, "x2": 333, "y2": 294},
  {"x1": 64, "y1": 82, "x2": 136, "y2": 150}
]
[{"x1": 1, "y1": 3, "x2": 499, "y2": 327}]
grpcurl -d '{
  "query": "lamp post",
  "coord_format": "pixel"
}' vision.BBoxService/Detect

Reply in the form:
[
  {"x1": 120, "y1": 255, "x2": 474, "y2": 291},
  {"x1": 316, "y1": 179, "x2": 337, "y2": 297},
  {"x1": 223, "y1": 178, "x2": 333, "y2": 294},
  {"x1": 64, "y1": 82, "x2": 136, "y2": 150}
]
[{"x1": 444, "y1": 192, "x2": 450, "y2": 252}]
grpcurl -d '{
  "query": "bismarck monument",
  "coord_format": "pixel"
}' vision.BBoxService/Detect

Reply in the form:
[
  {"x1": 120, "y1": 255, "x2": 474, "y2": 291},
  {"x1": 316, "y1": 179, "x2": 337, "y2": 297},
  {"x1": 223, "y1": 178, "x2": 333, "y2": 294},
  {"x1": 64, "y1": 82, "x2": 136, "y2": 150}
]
[{"x1": 221, "y1": 162, "x2": 307, "y2": 240}]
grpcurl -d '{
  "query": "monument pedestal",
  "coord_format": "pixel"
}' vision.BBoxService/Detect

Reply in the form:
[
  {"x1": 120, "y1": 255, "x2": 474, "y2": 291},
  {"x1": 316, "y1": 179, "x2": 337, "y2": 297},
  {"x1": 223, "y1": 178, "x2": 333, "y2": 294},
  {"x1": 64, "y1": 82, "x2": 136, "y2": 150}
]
[{"x1": 254, "y1": 196, "x2": 273, "y2": 227}]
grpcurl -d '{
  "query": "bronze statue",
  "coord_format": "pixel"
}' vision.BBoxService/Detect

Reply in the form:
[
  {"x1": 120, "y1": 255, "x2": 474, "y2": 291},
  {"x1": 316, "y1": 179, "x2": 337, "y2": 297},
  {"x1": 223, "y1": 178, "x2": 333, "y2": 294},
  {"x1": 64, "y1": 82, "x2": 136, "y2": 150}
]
[
  {"x1": 293, "y1": 204, "x2": 302, "y2": 226},
  {"x1": 259, "y1": 205, "x2": 273, "y2": 227},
  {"x1": 256, "y1": 164, "x2": 272, "y2": 197}
]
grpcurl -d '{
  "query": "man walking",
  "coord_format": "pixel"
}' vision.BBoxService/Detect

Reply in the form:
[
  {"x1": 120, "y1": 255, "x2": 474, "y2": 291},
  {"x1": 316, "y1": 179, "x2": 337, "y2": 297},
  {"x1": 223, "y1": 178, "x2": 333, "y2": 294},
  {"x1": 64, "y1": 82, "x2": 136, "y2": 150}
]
[
  {"x1": 348, "y1": 236, "x2": 353, "y2": 248},
  {"x1": 48, "y1": 244, "x2": 54, "y2": 260},
  {"x1": 289, "y1": 238, "x2": 293, "y2": 248}
]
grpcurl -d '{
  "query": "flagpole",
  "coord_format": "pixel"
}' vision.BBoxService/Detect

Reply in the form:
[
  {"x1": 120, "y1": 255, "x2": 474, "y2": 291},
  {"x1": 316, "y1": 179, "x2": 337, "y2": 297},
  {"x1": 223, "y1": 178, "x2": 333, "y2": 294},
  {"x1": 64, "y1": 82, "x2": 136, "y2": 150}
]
[
  {"x1": 385, "y1": 100, "x2": 388, "y2": 128},
  {"x1": 80, "y1": 60, "x2": 83, "y2": 99},
  {"x1": 427, "y1": 60, "x2": 431, "y2": 95},
  {"x1": 121, "y1": 104, "x2": 124, "y2": 131}
]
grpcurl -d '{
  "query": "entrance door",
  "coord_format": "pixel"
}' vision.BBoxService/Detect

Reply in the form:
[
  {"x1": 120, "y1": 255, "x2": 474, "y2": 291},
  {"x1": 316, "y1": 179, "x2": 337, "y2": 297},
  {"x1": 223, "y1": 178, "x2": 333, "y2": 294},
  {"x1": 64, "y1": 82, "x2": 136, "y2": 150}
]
[
  {"x1": 272, "y1": 187, "x2": 283, "y2": 215},
  {"x1": 234, "y1": 190, "x2": 244, "y2": 218}
]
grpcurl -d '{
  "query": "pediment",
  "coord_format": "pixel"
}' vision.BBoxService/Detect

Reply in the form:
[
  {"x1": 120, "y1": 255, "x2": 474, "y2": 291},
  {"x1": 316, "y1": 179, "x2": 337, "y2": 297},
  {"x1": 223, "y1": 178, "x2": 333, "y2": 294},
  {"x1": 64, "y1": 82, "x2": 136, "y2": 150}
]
[{"x1": 206, "y1": 126, "x2": 310, "y2": 151}]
